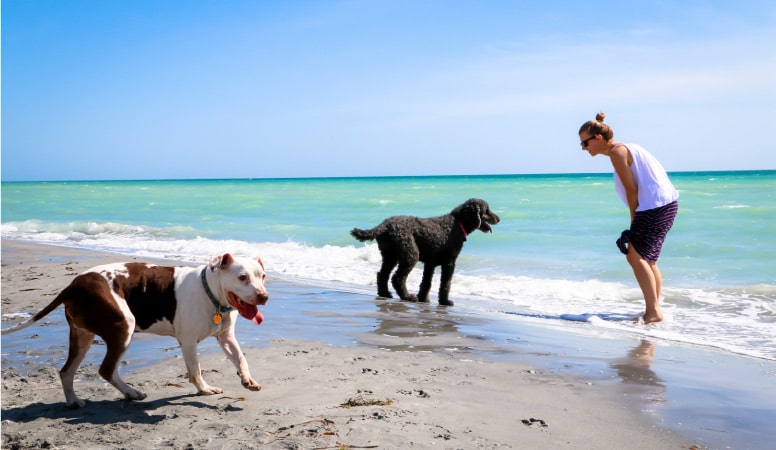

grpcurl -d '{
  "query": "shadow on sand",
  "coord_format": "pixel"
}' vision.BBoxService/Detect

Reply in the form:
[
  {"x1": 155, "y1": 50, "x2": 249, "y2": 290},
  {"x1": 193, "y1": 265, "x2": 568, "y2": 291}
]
[{"x1": 2, "y1": 393, "x2": 236, "y2": 426}]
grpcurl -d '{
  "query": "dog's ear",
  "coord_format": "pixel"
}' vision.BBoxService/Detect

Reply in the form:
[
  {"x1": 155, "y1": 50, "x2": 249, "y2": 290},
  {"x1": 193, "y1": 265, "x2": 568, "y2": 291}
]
[
  {"x1": 471, "y1": 202, "x2": 482, "y2": 228},
  {"x1": 453, "y1": 199, "x2": 482, "y2": 229},
  {"x1": 466, "y1": 199, "x2": 482, "y2": 229},
  {"x1": 257, "y1": 257, "x2": 265, "y2": 271},
  {"x1": 208, "y1": 253, "x2": 234, "y2": 271}
]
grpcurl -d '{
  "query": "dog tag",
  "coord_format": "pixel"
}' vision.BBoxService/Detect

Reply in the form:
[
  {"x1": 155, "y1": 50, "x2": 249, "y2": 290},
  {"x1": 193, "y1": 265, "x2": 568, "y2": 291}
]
[{"x1": 213, "y1": 313, "x2": 222, "y2": 325}]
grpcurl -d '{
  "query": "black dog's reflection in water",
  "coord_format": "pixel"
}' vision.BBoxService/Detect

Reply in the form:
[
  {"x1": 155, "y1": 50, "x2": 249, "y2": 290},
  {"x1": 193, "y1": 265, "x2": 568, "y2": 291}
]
[{"x1": 369, "y1": 300, "x2": 462, "y2": 353}]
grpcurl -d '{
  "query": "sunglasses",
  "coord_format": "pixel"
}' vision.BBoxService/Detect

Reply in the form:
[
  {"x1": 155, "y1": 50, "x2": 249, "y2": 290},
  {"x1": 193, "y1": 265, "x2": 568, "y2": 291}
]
[{"x1": 580, "y1": 135, "x2": 597, "y2": 147}]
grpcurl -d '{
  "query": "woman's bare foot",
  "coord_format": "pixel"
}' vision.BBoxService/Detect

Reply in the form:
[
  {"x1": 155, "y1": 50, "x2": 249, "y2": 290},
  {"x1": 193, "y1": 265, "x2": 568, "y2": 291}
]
[{"x1": 642, "y1": 310, "x2": 663, "y2": 324}]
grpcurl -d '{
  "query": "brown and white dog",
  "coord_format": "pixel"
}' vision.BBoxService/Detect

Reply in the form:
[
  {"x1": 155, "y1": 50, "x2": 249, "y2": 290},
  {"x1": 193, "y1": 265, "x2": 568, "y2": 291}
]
[{"x1": 1, "y1": 253, "x2": 268, "y2": 408}]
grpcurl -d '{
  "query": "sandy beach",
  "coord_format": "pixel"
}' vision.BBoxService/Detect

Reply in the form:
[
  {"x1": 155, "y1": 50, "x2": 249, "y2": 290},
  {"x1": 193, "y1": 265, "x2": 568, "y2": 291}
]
[{"x1": 0, "y1": 240, "x2": 757, "y2": 449}]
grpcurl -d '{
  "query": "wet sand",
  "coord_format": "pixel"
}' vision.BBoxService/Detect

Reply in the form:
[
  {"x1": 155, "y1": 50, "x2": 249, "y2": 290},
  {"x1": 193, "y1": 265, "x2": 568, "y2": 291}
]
[{"x1": 1, "y1": 240, "x2": 760, "y2": 449}]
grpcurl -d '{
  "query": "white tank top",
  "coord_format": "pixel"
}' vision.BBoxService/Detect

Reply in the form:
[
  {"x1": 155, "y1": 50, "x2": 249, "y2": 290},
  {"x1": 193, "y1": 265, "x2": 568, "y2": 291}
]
[{"x1": 613, "y1": 143, "x2": 679, "y2": 211}]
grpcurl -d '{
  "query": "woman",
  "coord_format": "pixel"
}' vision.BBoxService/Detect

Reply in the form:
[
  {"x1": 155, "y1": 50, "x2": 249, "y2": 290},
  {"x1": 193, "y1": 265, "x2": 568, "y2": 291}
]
[{"x1": 579, "y1": 112, "x2": 679, "y2": 323}]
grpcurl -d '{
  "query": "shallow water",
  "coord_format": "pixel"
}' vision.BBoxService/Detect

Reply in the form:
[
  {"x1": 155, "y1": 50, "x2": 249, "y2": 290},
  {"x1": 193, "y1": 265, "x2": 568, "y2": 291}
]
[{"x1": 3, "y1": 172, "x2": 775, "y2": 361}]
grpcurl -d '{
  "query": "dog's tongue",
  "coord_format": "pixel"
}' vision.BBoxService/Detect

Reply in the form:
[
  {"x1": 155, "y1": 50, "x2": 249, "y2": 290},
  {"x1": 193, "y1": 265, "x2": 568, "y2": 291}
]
[
  {"x1": 229, "y1": 293, "x2": 264, "y2": 325},
  {"x1": 239, "y1": 305, "x2": 263, "y2": 325}
]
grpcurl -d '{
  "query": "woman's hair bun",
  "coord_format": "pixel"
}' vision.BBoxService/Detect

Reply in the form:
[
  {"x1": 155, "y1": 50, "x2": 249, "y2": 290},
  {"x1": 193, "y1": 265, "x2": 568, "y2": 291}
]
[{"x1": 595, "y1": 112, "x2": 606, "y2": 122}]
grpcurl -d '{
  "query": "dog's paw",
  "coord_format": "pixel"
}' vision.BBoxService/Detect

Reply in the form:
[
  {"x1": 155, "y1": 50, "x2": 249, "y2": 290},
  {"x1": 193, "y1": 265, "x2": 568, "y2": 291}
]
[
  {"x1": 198, "y1": 386, "x2": 224, "y2": 396},
  {"x1": 401, "y1": 295, "x2": 419, "y2": 302},
  {"x1": 242, "y1": 379, "x2": 262, "y2": 391},
  {"x1": 66, "y1": 398, "x2": 87, "y2": 409},
  {"x1": 124, "y1": 390, "x2": 148, "y2": 401},
  {"x1": 438, "y1": 299, "x2": 454, "y2": 306}
]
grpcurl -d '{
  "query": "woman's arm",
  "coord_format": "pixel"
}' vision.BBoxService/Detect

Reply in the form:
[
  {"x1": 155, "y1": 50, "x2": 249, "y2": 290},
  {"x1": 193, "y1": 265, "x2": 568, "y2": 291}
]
[{"x1": 610, "y1": 145, "x2": 638, "y2": 221}]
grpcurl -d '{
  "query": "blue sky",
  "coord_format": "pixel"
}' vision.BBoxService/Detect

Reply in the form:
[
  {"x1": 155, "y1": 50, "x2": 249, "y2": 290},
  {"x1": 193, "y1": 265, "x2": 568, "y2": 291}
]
[{"x1": 2, "y1": 1, "x2": 775, "y2": 181}]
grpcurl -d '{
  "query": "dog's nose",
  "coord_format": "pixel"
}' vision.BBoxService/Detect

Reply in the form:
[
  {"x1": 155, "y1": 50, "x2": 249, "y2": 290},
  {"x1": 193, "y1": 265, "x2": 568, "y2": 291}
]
[{"x1": 256, "y1": 291, "x2": 269, "y2": 304}]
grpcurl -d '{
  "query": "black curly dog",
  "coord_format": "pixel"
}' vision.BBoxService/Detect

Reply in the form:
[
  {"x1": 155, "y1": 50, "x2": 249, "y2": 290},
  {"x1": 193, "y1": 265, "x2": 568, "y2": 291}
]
[{"x1": 351, "y1": 198, "x2": 500, "y2": 306}]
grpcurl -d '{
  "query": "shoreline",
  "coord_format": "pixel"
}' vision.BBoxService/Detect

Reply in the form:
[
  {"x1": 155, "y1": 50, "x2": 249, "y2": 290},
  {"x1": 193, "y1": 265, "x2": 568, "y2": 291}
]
[{"x1": 2, "y1": 240, "x2": 772, "y2": 448}]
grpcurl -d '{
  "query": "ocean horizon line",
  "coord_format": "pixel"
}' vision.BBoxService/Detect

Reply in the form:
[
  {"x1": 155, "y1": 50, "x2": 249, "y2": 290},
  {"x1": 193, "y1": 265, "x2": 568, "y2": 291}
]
[{"x1": 2, "y1": 169, "x2": 775, "y2": 184}]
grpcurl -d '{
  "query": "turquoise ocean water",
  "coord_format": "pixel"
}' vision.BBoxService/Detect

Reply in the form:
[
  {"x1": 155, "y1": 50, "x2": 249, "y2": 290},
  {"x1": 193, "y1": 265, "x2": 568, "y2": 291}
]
[{"x1": 2, "y1": 172, "x2": 774, "y2": 360}]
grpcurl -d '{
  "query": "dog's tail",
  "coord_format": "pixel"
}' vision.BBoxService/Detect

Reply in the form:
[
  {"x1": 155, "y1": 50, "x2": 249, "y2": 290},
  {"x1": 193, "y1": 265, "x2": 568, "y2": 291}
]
[
  {"x1": 350, "y1": 226, "x2": 381, "y2": 242},
  {"x1": 1, "y1": 290, "x2": 67, "y2": 335}
]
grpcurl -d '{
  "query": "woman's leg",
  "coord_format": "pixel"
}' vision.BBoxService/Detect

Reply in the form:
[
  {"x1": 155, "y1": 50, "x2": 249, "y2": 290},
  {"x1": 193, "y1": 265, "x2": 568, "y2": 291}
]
[
  {"x1": 626, "y1": 246, "x2": 663, "y2": 323},
  {"x1": 651, "y1": 262, "x2": 662, "y2": 301}
]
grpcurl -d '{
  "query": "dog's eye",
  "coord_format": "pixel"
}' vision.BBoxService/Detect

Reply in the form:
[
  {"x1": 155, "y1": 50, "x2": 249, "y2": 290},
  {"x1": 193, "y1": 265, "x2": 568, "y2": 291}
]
[{"x1": 238, "y1": 274, "x2": 249, "y2": 283}]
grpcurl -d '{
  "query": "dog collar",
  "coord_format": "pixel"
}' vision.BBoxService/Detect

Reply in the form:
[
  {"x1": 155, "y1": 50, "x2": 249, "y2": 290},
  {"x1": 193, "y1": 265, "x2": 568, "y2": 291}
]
[
  {"x1": 457, "y1": 221, "x2": 468, "y2": 241},
  {"x1": 200, "y1": 268, "x2": 234, "y2": 314}
]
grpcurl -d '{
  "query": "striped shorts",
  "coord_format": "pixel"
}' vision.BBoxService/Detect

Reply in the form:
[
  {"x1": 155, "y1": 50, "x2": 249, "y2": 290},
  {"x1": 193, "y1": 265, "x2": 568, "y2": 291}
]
[{"x1": 616, "y1": 201, "x2": 678, "y2": 263}]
